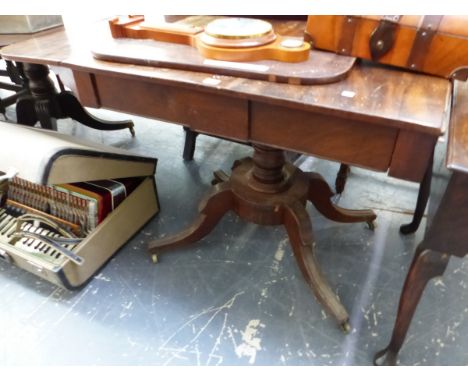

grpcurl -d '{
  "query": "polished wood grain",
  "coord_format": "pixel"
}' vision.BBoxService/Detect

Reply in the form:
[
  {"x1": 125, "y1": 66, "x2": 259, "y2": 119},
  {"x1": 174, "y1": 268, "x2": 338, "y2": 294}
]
[
  {"x1": 1, "y1": 23, "x2": 450, "y2": 135},
  {"x1": 0, "y1": 23, "x2": 450, "y2": 140}
]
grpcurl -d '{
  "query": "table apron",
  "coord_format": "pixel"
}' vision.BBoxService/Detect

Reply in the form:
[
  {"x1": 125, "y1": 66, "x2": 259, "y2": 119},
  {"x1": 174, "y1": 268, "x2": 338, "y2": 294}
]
[
  {"x1": 250, "y1": 102, "x2": 397, "y2": 173},
  {"x1": 76, "y1": 71, "x2": 250, "y2": 142},
  {"x1": 66, "y1": 70, "x2": 436, "y2": 183}
]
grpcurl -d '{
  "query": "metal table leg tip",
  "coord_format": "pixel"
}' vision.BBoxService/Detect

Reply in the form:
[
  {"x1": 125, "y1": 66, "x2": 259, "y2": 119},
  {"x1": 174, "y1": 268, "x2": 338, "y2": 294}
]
[{"x1": 341, "y1": 321, "x2": 351, "y2": 334}]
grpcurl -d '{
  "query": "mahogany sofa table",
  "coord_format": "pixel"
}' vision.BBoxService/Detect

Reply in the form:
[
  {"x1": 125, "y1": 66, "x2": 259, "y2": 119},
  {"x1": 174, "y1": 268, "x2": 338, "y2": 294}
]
[{"x1": 0, "y1": 19, "x2": 452, "y2": 331}]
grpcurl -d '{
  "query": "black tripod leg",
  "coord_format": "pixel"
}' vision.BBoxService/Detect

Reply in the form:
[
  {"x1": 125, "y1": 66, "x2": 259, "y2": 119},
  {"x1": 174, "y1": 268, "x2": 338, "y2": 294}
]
[
  {"x1": 15, "y1": 96, "x2": 37, "y2": 126},
  {"x1": 57, "y1": 91, "x2": 135, "y2": 136},
  {"x1": 335, "y1": 164, "x2": 350, "y2": 194}
]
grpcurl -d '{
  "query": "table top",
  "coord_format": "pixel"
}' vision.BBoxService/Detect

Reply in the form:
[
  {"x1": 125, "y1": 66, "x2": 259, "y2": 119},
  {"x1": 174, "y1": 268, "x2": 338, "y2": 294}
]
[
  {"x1": 0, "y1": 17, "x2": 452, "y2": 137},
  {"x1": 0, "y1": 26, "x2": 64, "y2": 49}
]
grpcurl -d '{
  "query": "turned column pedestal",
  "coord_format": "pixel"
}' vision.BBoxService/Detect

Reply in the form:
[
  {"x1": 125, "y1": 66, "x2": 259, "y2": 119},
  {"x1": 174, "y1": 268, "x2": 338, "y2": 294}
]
[{"x1": 149, "y1": 144, "x2": 376, "y2": 330}]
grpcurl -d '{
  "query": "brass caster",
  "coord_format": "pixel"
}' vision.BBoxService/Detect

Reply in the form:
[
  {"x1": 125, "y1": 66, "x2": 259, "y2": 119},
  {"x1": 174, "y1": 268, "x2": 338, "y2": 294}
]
[
  {"x1": 366, "y1": 220, "x2": 376, "y2": 231},
  {"x1": 211, "y1": 170, "x2": 229, "y2": 185},
  {"x1": 231, "y1": 159, "x2": 241, "y2": 170},
  {"x1": 340, "y1": 321, "x2": 351, "y2": 334},
  {"x1": 151, "y1": 254, "x2": 159, "y2": 264}
]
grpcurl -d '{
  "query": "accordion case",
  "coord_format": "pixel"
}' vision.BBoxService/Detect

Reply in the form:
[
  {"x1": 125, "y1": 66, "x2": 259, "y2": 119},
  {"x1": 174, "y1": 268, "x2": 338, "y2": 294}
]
[
  {"x1": 305, "y1": 15, "x2": 468, "y2": 80},
  {"x1": 0, "y1": 122, "x2": 159, "y2": 289}
]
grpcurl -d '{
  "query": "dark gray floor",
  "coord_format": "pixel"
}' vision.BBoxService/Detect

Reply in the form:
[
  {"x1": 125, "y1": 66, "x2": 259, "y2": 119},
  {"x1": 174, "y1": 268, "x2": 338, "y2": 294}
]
[{"x1": 1, "y1": 98, "x2": 467, "y2": 366}]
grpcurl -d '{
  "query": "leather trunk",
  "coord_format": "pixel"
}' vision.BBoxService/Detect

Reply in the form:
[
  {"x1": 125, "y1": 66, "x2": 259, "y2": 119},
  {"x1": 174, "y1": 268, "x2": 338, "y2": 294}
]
[{"x1": 305, "y1": 15, "x2": 468, "y2": 80}]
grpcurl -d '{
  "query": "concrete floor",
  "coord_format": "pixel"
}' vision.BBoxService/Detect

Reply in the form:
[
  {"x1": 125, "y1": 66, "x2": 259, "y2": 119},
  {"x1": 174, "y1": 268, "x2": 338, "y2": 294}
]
[{"x1": 1, "y1": 94, "x2": 468, "y2": 366}]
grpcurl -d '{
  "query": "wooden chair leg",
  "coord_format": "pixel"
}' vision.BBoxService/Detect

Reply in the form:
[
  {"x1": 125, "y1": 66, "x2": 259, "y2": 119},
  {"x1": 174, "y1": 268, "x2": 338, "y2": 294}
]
[
  {"x1": 283, "y1": 200, "x2": 350, "y2": 332},
  {"x1": 374, "y1": 246, "x2": 450, "y2": 365},
  {"x1": 400, "y1": 154, "x2": 433, "y2": 235},
  {"x1": 183, "y1": 126, "x2": 199, "y2": 161}
]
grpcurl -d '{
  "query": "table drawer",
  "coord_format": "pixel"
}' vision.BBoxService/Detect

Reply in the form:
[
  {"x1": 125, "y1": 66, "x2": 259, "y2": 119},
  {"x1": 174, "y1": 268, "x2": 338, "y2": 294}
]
[
  {"x1": 93, "y1": 74, "x2": 249, "y2": 141},
  {"x1": 251, "y1": 102, "x2": 397, "y2": 172}
]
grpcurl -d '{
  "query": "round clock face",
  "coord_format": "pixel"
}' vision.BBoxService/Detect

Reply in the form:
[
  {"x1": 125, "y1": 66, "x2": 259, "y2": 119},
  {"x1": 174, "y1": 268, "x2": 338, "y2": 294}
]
[
  {"x1": 205, "y1": 18, "x2": 273, "y2": 39},
  {"x1": 201, "y1": 17, "x2": 276, "y2": 48}
]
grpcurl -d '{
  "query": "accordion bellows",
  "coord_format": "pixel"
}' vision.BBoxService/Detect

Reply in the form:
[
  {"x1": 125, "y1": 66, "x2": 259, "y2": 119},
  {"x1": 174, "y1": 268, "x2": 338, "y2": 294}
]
[{"x1": 0, "y1": 122, "x2": 159, "y2": 288}]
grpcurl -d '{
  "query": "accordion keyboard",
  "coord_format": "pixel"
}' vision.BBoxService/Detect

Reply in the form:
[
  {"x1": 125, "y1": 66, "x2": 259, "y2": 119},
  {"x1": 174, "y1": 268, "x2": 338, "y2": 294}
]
[
  {"x1": 0, "y1": 206, "x2": 80, "y2": 266},
  {"x1": 0, "y1": 174, "x2": 140, "y2": 267}
]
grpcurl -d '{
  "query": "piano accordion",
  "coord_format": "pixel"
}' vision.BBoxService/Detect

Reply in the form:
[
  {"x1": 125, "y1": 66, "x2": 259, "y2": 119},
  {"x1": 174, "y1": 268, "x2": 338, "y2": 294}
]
[{"x1": 0, "y1": 122, "x2": 159, "y2": 289}]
